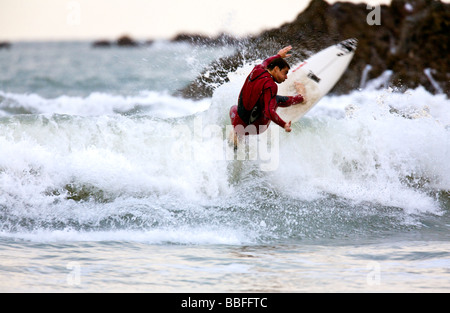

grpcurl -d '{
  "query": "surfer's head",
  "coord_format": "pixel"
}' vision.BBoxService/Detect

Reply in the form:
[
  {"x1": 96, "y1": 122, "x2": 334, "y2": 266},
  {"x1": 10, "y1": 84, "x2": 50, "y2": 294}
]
[{"x1": 267, "y1": 58, "x2": 290, "y2": 83}]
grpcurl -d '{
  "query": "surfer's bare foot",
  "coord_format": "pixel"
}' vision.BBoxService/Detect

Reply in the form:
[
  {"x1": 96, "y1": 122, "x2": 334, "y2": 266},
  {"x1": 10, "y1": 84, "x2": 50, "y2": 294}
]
[{"x1": 294, "y1": 82, "x2": 307, "y2": 102}]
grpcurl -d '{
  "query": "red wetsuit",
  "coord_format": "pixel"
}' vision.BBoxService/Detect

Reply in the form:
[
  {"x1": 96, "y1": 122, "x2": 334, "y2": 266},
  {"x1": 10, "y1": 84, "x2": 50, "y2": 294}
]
[{"x1": 229, "y1": 54, "x2": 304, "y2": 135}]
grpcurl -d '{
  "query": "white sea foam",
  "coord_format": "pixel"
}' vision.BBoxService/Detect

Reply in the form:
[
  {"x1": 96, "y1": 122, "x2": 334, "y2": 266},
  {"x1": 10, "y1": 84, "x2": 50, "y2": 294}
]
[
  {"x1": 274, "y1": 87, "x2": 449, "y2": 214},
  {"x1": 0, "y1": 90, "x2": 211, "y2": 118},
  {"x1": 1, "y1": 88, "x2": 447, "y2": 231},
  {"x1": 0, "y1": 227, "x2": 251, "y2": 245}
]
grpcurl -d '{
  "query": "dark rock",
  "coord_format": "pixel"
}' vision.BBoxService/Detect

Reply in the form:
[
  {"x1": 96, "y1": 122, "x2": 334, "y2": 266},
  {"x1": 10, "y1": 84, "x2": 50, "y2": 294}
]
[
  {"x1": 116, "y1": 35, "x2": 138, "y2": 47},
  {"x1": 92, "y1": 35, "x2": 142, "y2": 48},
  {"x1": 171, "y1": 33, "x2": 241, "y2": 46},
  {"x1": 172, "y1": 33, "x2": 209, "y2": 45},
  {"x1": 178, "y1": 0, "x2": 449, "y2": 99},
  {"x1": 92, "y1": 40, "x2": 111, "y2": 48},
  {"x1": 0, "y1": 42, "x2": 11, "y2": 49}
]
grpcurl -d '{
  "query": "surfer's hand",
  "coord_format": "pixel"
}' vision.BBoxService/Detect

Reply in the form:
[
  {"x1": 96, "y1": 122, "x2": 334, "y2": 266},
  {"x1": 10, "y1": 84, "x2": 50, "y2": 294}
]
[
  {"x1": 294, "y1": 82, "x2": 307, "y2": 102},
  {"x1": 278, "y1": 46, "x2": 292, "y2": 58},
  {"x1": 284, "y1": 121, "x2": 292, "y2": 132}
]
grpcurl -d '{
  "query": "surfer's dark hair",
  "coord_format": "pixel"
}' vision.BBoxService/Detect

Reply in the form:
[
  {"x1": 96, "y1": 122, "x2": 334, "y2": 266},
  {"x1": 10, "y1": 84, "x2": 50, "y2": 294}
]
[{"x1": 267, "y1": 58, "x2": 290, "y2": 71}]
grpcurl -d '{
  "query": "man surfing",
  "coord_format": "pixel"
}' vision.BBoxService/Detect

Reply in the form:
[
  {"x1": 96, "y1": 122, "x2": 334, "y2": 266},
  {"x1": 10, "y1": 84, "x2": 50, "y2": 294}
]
[{"x1": 229, "y1": 46, "x2": 306, "y2": 146}]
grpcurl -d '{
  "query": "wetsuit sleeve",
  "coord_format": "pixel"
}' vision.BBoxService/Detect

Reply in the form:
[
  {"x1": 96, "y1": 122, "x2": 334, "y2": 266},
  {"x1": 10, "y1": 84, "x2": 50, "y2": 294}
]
[
  {"x1": 276, "y1": 94, "x2": 304, "y2": 107},
  {"x1": 262, "y1": 85, "x2": 287, "y2": 128}
]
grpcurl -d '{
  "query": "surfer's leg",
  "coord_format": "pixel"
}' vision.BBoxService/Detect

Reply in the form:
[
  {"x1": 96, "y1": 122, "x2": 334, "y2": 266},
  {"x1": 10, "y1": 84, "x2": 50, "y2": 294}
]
[{"x1": 227, "y1": 128, "x2": 239, "y2": 150}]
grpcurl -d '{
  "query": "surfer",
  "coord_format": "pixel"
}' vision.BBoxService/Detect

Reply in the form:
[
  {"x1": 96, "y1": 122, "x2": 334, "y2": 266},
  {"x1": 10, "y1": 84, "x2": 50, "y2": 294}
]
[{"x1": 229, "y1": 46, "x2": 306, "y2": 146}]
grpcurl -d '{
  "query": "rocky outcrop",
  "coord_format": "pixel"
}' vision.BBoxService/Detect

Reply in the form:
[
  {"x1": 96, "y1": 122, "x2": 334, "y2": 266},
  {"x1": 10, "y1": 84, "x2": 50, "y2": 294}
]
[
  {"x1": 0, "y1": 42, "x2": 11, "y2": 49},
  {"x1": 171, "y1": 33, "x2": 241, "y2": 46},
  {"x1": 92, "y1": 40, "x2": 112, "y2": 48},
  {"x1": 178, "y1": 0, "x2": 449, "y2": 99},
  {"x1": 116, "y1": 35, "x2": 138, "y2": 47},
  {"x1": 92, "y1": 35, "x2": 144, "y2": 48}
]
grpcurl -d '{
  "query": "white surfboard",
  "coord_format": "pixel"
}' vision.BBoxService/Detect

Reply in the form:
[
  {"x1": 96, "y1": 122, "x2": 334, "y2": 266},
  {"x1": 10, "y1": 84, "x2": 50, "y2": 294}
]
[{"x1": 277, "y1": 38, "x2": 357, "y2": 122}]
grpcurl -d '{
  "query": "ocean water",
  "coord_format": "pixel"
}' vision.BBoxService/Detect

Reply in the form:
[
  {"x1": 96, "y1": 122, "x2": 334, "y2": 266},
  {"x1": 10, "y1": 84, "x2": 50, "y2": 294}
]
[{"x1": 0, "y1": 41, "x2": 449, "y2": 293}]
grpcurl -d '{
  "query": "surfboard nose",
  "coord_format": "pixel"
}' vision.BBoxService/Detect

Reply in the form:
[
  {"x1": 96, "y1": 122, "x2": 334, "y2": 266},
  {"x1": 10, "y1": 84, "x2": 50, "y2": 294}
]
[{"x1": 338, "y1": 38, "x2": 358, "y2": 53}]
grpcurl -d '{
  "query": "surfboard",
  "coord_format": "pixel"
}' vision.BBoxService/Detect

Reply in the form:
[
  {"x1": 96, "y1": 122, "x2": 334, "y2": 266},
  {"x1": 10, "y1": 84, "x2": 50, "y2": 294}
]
[{"x1": 277, "y1": 38, "x2": 357, "y2": 123}]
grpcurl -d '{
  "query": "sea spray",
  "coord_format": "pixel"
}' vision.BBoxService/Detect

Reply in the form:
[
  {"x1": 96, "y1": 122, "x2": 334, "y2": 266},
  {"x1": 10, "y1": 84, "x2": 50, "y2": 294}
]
[{"x1": 275, "y1": 88, "x2": 449, "y2": 214}]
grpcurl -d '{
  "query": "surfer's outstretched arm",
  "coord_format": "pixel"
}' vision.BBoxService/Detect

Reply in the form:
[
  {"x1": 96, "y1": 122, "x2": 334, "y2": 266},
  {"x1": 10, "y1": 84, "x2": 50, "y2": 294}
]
[{"x1": 276, "y1": 94, "x2": 304, "y2": 108}]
